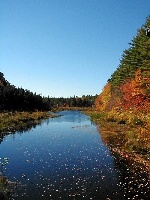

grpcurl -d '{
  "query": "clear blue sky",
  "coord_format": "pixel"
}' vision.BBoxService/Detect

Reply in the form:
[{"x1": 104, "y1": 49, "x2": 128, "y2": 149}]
[{"x1": 0, "y1": 0, "x2": 150, "y2": 97}]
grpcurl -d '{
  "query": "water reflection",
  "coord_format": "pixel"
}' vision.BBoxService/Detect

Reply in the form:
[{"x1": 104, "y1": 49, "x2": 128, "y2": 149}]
[
  {"x1": 46, "y1": 110, "x2": 88, "y2": 124},
  {"x1": 98, "y1": 125, "x2": 150, "y2": 199},
  {"x1": 0, "y1": 111, "x2": 149, "y2": 199},
  {"x1": 0, "y1": 121, "x2": 41, "y2": 145}
]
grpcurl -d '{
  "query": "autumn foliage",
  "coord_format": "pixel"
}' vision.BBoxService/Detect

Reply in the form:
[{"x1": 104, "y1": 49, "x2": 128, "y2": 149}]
[
  {"x1": 95, "y1": 69, "x2": 150, "y2": 112},
  {"x1": 95, "y1": 16, "x2": 150, "y2": 113}
]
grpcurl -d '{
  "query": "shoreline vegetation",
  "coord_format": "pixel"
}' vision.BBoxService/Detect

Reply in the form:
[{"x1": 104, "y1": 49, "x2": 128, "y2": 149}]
[
  {"x1": 0, "y1": 111, "x2": 56, "y2": 136},
  {"x1": 0, "y1": 108, "x2": 93, "y2": 137},
  {"x1": 84, "y1": 110, "x2": 150, "y2": 174},
  {"x1": 84, "y1": 109, "x2": 150, "y2": 197},
  {"x1": 0, "y1": 108, "x2": 91, "y2": 136}
]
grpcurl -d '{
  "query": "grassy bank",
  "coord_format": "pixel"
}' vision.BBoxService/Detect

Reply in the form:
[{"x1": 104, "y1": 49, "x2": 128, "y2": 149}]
[
  {"x1": 0, "y1": 111, "x2": 53, "y2": 135},
  {"x1": 84, "y1": 110, "x2": 150, "y2": 172}
]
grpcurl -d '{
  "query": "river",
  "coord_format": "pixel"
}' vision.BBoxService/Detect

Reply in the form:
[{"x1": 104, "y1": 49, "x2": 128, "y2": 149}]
[{"x1": 0, "y1": 111, "x2": 149, "y2": 199}]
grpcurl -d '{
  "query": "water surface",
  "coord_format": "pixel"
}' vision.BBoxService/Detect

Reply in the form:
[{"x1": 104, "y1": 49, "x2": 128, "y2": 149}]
[{"x1": 0, "y1": 111, "x2": 131, "y2": 199}]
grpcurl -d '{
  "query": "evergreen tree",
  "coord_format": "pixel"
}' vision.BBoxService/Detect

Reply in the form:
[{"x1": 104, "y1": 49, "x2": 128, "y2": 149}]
[{"x1": 109, "y1": 16, "x2": 150, "y2": 87}]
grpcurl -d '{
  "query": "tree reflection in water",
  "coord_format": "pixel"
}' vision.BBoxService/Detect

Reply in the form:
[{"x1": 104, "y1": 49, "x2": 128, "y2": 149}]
[{"x1": 99, "y1": 125, "x2": 150, "y2": 200}]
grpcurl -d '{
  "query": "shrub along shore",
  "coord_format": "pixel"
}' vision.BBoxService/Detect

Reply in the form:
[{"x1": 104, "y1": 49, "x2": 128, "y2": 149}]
[
  {"x1": 84, "y1": 110, "x2": 150, "y2": 174},
  {"x1": 0, "y1": 108, "x2": 91, "y2": 136},
  {"x1": 0, "y1": 111, "x2": 54, "y2": 135}
]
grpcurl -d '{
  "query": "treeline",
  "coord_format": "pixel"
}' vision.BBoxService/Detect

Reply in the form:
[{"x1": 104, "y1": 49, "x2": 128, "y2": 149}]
[
  {"x1": 0, "y1": 72, "x2": 49, "y2": 111},
  {"x1": 0, "y1": 72, "x2": 96, "y2": 112},
  {"x1": 44, "y1": 95, "x2": 97, "y2": 109}
]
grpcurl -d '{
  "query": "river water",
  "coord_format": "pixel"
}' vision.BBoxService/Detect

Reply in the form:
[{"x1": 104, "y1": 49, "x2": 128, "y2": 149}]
[{"x1": 0, "y1": 111, "x2": 149, "y2": 199}]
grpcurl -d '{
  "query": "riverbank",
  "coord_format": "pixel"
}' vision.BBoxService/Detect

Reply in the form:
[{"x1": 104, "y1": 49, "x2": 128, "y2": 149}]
[
  {"x1": 84, "y1": 110, "x2": 150, "y2": 174},
  {"x1": 0, "y1": 111, "x2": 54, "y2": 135}
]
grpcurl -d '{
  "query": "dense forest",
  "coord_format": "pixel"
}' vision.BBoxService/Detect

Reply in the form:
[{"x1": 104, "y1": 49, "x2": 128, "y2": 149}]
[
  {"x1": 95, "y1": 16, "x2": 150, "y2": 112},
  {"x1": 0, "y1": 72, "x2": 96, "y2": 112},
  {"x1": 0, "y1": 72, "x2": 49, "y2": 111}
]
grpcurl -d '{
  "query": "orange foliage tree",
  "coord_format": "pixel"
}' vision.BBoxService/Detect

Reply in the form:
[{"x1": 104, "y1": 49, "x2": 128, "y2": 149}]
[
  {"x1": 119, "y1": 69, "x2": 150, "y2": 111},
  {"x1": 95, "y1": 83, "x2": 111, "y2": 111}
]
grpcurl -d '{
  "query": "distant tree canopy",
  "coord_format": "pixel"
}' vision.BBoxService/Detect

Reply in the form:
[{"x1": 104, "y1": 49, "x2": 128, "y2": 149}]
[
  {"x1": 44, "y1": 95, "x2": 97, "y2": 109},
  {"x1": 0, "y1": 72, "x2": 96, "y2": 112}
]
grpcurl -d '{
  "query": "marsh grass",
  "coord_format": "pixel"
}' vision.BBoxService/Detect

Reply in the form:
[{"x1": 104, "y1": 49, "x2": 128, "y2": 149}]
[
  {"x1": 85, "y1": 110, "x2": 150, "y2": 169},
  {"x1": 0, "y1": 111, "x2": 51, "y2": 135}
]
